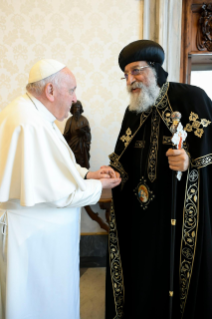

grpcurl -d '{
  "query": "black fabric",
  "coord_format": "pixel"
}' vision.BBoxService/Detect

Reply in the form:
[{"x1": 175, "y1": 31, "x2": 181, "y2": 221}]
[
  {"x1": 118, "y1": 40, "x2": 165, "y2": 71},
  {"x1": 147, "y1": 61, "x2": 168, "y2": 87},
  {"x1": 106, "y1": 82, "x2": 212, "y2": 319}
]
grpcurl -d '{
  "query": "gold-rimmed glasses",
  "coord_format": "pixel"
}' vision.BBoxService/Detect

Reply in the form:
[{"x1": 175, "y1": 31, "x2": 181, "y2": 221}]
[{"x1": 121, "y1": 62, "x2": 155, "y2": 80}]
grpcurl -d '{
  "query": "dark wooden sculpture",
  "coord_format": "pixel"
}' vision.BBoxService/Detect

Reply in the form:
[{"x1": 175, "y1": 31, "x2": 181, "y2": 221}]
[
  {"x1": 197, "y1": 3, "x2": 212, "y2": 51},
  {"x1": 64, "y1": 100, "x2": 91, "y2": 169},
  {"x1": 64, "y1": 100, "x2": 110, "y2": 232}
]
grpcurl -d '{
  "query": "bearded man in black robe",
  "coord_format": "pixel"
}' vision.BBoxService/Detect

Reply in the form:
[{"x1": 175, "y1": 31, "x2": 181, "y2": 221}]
[{"x1": 106, "y1": 40, "x2": 212, "y2": 319}]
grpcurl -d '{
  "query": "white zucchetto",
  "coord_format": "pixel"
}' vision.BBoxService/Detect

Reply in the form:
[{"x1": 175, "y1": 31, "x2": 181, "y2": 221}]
[{"x1": 28, "y1": 59, "x2": 66, "y2": 84}]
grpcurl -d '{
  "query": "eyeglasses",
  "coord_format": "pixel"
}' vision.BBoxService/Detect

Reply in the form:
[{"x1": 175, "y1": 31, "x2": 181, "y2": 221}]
[{"x1": 121, "y1": 63, "x2": 154, "y2": 80}]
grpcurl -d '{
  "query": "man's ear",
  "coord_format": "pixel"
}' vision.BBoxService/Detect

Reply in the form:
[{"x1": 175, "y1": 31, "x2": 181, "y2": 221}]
[{"x1": 45, "y1": 83, "x2": 55, "y2": 102}]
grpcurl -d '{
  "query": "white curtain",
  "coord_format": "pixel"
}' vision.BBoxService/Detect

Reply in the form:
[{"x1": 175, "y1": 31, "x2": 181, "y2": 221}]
[{"x1": 142, "y1": 0, "x2": 183, "y2": 82}]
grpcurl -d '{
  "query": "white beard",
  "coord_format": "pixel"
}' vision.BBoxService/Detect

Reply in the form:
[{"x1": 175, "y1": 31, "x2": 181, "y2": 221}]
[{"x1": 127, "y1": 70, "x2": 160, "y2": 113}]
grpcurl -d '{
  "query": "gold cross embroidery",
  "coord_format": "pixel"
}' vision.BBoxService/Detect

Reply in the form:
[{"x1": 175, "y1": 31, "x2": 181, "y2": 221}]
[
  {"x1": 120, "y1": 128, "x2": 132, "y2": 147},
  {"x1": 184, "y1": 112, "x2": 211, "y2": 138}
]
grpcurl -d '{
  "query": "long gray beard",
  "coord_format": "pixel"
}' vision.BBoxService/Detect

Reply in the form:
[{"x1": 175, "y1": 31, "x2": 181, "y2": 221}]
[{"x1": 127, "y1": 72, "x2": 160, "y2": 113}]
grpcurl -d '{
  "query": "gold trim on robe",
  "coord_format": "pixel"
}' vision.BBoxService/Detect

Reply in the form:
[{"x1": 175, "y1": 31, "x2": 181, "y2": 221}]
[
  {"x1": 191, "y1": 153, "x2": 212, "y2": 169},
  {"x1": 179, "y1": 167, "x2": 199, "y2": 318},
  {"x1": 108, "y1": 201, "x2": 125, "y2": 319}
]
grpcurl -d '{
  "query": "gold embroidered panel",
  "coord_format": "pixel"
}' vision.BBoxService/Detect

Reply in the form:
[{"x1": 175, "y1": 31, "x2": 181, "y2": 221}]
[
  {"x1": 154, "y1": 83, "x2": 175, "y2": 134},
  {"x1": 179, "y1": 168, "x2": 199, "y2": 318},
  {"x1": 134, "y1": 140, "x2": 145, "y2": 148},
  {"x1": 184, "y1": 112, "x2": 211, "y2": 138},
  {"x1": 108, "y1": 201, "x2": 125, "y2": 318},
  {"x1": 147, "y1": 109, "x2": 160, "y2": 183},
  {"x1": 109, "y1": 152, "x2": 128, "y2": 188},
  {"x1": 162, "y1": 136, "x2": 172, "y2": 145},
  {"x1": 154, "y1": 82, "x2": 169, "y2": 107},
  {"x1": 109, "y1": 152, "x2": 119, "y2": 163},
  {"x1": 157, "y1": 104, "x2": 173, "y2": 132},
  {"x1": 191, "y1": 153, "x2": 212, "y2": 169}
]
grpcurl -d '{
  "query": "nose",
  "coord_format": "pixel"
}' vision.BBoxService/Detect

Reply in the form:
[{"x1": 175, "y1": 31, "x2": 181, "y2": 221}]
[
  {"x1": 126, "y1": 73, "x2": 135, "y2": 86},
  {"x1": 72, "y1": 92, "x2": 77, "y2": 103}
]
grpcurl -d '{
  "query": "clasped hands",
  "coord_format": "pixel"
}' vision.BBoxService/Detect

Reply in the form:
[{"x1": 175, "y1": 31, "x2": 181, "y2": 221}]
[
  {"x1": 86, "y1": 148, "x2": 189, "y2": 189},
  {"x1": 166, "y1": 148, "x2": 189, "y2": 172},
  {"x1": 86, "y1": 166, "x2": 121, "y2": 189}
]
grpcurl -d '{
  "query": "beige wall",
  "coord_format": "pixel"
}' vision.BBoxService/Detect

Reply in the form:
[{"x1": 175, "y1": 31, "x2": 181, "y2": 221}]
[
  {"x1": 0, "y1": 0, "x2": 143, "y2": 233},
  {"x1": 0, "y1": 0, "x2": 143, "y2": 171}
]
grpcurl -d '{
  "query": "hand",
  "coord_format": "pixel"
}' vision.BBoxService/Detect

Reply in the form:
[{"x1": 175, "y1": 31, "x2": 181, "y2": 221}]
[
  {"x1": 100, "y1": 177, "x2": 122, "y2": 189},
  {"x1": 100, "y1": 166, "x2": 120, "y2": 178},
  {"x1": 86, "y1": 166, "x2": 118, "y2": 180},
  {"x1": 166, "y1": 148, "x2": 189, "y2": 172}
]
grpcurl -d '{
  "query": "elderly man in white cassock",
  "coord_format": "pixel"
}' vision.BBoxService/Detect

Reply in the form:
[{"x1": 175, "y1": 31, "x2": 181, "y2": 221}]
[{"x1": 0, "y1": 59, "x2": 121, "y2": 319}]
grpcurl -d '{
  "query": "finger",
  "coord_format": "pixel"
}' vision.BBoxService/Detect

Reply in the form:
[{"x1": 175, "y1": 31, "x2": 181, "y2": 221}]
[
  {"x1": 101, "y1": 178, "x2": 122, "y2": 189},
  {"x1": 100, "y1": 174, "x2": 111, "y2": 179},
  {"x1": 100, "y1": 166, "x2": 112, "y2": 171},
  {"x1": 110, "y1": 171, "x2": 116, "y2": 178},
  {"x1": 102, "y1": 169, "x2": 116, "y2": 178},
  {"x1": 169, "y1": 164, "x2": 181, "y2": 171},
  {"x1": 100, "y1": 165, "x2": 109, "y2": 171},
  {"x1": 109, "y1": 178, "x2": 121, "y2": 183},
  {"x1": 100, "y1": 166, "x2": 113, "y2": 172},
  {"x1": 170, "y1": 165, "x2": 188, "y2": 172},
  {"x1": 169, "y1": 165, "x2": 181, "y2": 170},
  {"x1": 113, "y1": 178, "x2": 122, "y2": 184},
  {"x1": 168, "y1": 159, "x2": 183, "y2": 167},
  {"x1": 166, "y1": 148, "x2": 173, "y2": 156},
  {"x1": 166, "y1": 149, "x2": 185, "y2": 157},
  {"x1": 168, "y1": 157, "x2": 184, "y2": 164},
  {"x1": 168, "y1": 154, "x2": 187, "y2": 163},
  {"x1": 111, "y1": 180, "x2": 122, "y2": 187},
  {"x1": 100, "y1": 170, "x2": 115, "y2": 178},
  {"x1": 169, "y1": 164, "x2": 183, "y2": 170}
]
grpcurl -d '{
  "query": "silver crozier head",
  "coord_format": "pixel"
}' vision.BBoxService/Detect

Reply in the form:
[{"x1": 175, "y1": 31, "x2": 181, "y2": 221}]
[{"x1": 170, "y1": 111, "x2": 182, "y2": 134}]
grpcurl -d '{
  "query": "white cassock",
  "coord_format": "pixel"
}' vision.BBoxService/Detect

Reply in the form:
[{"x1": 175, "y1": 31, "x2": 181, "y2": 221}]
[{"x1": 0, "y1": 93, "x2": 102, "y2": 319}]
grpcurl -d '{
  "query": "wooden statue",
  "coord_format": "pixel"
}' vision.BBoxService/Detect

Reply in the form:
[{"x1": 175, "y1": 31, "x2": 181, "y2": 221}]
[
  {"x1": 64, "y1": 100, "x2": 110, "y2": 232},
  {"x1": 64, "y1": 100, "x2": 91, "y2": 169}
]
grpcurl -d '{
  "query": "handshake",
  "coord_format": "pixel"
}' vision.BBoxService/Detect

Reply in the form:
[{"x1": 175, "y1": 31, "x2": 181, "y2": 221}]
[{"x1": 86, "y1": 166, "x2": 121, "y2": 189}]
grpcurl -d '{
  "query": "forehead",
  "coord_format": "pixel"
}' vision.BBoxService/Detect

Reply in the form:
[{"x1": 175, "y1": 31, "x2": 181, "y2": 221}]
[
  {"x1": 124, "y1": 61, "x2": 148, "y2": 72},
  {"x1": 67, "y1": 73, "x2": 76, "y2": 88},
  {"x1": 61, "y1": 67, "x2": 76, "y2": 87}
]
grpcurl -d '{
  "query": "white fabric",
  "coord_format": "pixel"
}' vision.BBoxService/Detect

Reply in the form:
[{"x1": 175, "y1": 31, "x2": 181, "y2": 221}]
[
  {"x1": 0, "y1": 200, "x2": 81, "y2": 319},
  {"x1": 0, "y1": 94, "x2": 102, "y2": 319},
  {"x1": 0, "y1": 94, "x2": 99, "y2": 206},
  {"x1": 28, "y1": 59, "x2": 65, "y2": 83}
]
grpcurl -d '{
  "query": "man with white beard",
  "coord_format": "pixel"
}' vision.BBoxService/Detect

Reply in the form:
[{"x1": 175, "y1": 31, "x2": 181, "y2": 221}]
[
  {"x1": 127, "y1": 63, "x2": 160, "y2": 113},
  {"x1": 105, "y1": 40, "x2": 212, "y2": 319}
]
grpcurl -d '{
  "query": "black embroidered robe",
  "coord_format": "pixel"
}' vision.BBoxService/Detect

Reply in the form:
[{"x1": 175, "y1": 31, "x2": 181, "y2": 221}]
[{"x1": 106, "y1": 82, "x2": 212, "y2": 319}]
